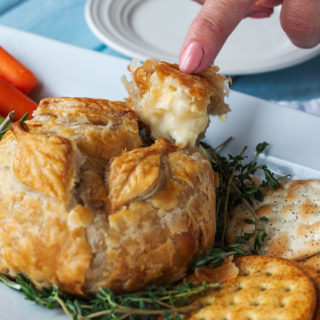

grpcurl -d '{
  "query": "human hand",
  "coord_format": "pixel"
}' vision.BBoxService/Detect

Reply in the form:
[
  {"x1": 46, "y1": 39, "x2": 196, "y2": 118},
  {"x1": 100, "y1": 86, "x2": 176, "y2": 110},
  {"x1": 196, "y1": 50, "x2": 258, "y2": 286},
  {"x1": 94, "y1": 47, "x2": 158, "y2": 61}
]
[{"x1": 179, "y1": 0, "x2": 320, "y2": 73}]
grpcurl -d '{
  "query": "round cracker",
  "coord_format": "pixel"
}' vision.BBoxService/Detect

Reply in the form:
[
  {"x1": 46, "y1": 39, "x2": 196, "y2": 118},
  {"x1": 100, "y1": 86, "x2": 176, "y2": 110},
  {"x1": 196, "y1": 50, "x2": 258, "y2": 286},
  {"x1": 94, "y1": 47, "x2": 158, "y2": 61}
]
[
  {"x1": 187, "y1": 255, "x2": 316, "y2": 320},
  {"x1": 296, "y1": 263, "x2": 320, "y2": 320}
]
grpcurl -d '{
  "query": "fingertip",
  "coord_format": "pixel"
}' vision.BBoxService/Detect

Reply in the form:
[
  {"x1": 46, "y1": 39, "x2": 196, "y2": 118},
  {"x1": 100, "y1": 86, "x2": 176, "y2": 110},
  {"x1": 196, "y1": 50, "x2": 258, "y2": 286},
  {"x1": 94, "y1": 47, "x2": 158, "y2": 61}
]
[{"x1": 179, "y1": 41, "x2": 204, "y2": 73}]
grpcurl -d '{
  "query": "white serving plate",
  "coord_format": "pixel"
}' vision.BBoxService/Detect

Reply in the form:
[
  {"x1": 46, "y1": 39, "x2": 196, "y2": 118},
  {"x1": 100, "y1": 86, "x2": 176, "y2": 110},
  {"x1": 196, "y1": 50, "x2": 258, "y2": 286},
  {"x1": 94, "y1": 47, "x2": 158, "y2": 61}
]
[
  {"x1": 0, "y1": 24, "x2": 320, "y2": 320},
  {"x1": 85, "y1": 0, "x2": 320, "y2": 75}
]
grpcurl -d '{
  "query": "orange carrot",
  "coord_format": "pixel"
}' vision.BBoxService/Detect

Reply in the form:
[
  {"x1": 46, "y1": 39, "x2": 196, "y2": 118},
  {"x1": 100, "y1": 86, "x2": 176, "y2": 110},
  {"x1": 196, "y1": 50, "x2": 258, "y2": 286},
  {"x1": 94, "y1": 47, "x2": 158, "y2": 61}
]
[
  {"x1": 0, "y1": 77, "x2": 37, "y2": 120},
  {"x1": 0, "y1": 46, "x2": 38, "y2": 94}
]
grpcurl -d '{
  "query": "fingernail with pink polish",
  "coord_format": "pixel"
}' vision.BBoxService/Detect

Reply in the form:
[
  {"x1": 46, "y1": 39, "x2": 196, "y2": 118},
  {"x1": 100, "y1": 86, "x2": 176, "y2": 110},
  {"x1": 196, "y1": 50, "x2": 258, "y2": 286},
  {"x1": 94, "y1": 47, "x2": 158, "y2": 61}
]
[
  {"x1": 248, "y1": 11, "x2": 272, "y2": 18},
  {"x1": 179, "y1": 41, "x2": 204, "y2": 73}
]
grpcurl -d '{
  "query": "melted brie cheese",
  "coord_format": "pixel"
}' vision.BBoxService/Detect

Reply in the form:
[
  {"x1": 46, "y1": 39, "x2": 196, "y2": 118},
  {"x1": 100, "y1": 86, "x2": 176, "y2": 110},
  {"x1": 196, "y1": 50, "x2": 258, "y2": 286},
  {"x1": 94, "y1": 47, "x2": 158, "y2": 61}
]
[{"x1": 139, "y1": 75, "x2": 209, "y2": 148}]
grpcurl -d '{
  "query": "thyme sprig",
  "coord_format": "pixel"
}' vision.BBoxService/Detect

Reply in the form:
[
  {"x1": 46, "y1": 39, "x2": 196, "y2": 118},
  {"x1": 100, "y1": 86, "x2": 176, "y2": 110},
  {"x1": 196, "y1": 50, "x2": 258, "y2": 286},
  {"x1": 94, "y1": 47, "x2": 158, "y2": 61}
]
[
  {"x1": 200, "y1": 138, "x2": 281, "y2": 254},
  {"x1": 192, "y1": 243, "x2": 246, "y2": 269},
  {"x1": 0, "y1": 275, "x2": 220, "y2": 320}
]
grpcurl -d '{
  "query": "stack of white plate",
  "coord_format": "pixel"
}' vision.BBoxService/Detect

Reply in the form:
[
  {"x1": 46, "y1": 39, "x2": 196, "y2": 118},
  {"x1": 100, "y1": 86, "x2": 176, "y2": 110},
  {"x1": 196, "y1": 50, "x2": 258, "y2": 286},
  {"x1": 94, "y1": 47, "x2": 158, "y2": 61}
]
[{"x1": 85, "y1": 0, "x2": 320, "y2": 75}]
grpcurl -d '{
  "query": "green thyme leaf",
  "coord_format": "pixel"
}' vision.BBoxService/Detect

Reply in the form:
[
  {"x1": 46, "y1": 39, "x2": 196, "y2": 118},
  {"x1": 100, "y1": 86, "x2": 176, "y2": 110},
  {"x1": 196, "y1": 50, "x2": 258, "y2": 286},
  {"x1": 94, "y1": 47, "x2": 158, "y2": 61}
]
[
  {"x1": 0, "y1": 273, "x2": 220, "y2": 320},
  {"x1": 256, "y1": 142, "x2": 269, "y2": 154},
  {"x1": 262, "y1": 168, "x2": 281, "y2": 190}
]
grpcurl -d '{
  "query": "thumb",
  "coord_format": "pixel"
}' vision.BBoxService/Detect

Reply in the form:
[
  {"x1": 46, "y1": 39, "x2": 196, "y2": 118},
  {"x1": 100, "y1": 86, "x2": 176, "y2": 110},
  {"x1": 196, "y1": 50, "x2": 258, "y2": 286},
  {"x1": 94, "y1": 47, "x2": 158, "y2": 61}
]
[{"x1": 179, "y1": 0, "x2": 258, "y2": 73}]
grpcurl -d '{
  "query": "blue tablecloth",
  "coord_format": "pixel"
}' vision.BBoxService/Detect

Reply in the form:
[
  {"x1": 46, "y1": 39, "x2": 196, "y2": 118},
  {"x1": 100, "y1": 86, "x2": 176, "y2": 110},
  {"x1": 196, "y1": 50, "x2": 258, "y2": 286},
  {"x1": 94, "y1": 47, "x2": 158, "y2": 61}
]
[{"x1": 0, "y1": 0, "x2": 319, "y2": 108}]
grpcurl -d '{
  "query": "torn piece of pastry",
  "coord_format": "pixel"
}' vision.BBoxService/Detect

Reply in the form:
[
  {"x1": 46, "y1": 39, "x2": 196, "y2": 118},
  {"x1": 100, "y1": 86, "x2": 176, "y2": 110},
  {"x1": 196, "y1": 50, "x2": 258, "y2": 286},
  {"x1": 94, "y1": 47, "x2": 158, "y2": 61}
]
[
  {"x1": 122, "y1": 59, "x2": 230, "y2": 148},
  {"x1": 187, "y1": 257, "x2": 239, "y2": 283},
  {"x1": 0, "y1": 95, "x2": 216, "y2": 295},
  {"x1": 227, "y1": 180, "x2": 320, "y2": 260},
  {"x1": 183, "y1": 256, "x2": 317, "y2": 320}
]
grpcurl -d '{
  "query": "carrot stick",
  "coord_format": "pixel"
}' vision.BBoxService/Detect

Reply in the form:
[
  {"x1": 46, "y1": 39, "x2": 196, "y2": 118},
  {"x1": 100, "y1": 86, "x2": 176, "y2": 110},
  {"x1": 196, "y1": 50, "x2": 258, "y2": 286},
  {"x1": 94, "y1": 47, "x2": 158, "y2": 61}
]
[
  {"x1": 0, "y1": 46, "x2": 38, "y2": 94},
  {"x1": 0, "y1": 77, "x2": 37, "y2": 120}
]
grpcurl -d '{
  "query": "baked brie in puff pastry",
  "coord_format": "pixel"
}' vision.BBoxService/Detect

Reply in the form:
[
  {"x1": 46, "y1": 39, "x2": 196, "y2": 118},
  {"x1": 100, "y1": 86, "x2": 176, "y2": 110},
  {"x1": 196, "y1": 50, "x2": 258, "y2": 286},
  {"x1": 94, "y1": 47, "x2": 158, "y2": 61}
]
[
  {"x1": 0, "y1": 97, "x2": 216, "y2": 295},
  {"x1": 123, "y1": 59, "x2": 230, "y2": 148}
]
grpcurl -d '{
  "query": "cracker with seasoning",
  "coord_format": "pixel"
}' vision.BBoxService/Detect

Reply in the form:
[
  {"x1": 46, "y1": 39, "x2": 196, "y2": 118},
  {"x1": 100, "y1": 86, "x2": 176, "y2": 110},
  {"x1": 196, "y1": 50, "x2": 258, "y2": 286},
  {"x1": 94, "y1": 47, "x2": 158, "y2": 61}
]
[{"x1": 227, "y1": 180, "x2": 320, "y2": 260}]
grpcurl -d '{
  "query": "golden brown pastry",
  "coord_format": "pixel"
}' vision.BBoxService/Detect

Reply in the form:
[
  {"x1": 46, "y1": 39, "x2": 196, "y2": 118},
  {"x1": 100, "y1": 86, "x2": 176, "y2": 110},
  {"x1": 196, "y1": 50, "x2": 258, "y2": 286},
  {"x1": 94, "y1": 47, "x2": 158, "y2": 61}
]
[
  {"x1": 122, "y1": 59, "x2": 230, "y2": 148},
  {"x1": 85, "y1": 138, "x2": 216, "y2": 293},
  {"x1": 0, "y1": 98, "x2": 216, "y2": 295},
  {"x1": 0, "y1": 97, "x2": 141, "y2": 295},
  {"x1": 32, "y1": 97, "x2": 142, "y2": 168}
]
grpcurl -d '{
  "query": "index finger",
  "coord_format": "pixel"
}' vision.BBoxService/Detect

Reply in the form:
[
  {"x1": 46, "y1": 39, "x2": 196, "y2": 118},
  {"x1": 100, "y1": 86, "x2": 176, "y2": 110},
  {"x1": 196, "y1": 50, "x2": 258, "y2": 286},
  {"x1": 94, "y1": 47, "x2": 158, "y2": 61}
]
[{"x1": 179, "y1": 0, "x2": 259, "y2": 73}]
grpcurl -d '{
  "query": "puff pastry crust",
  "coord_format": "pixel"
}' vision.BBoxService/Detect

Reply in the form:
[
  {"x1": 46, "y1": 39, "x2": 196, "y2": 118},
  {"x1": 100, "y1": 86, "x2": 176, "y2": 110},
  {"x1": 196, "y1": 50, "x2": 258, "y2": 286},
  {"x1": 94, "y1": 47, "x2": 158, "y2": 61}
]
[
  {"x1": 0, "y1": 98, "x2": 216, "y2": 294},
  {"x1": 84, "y1": 138, "x2": 216, "y2": 293},
  {"x1": 0, "y1": 97, "x2": 141, "y2": 294}
]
